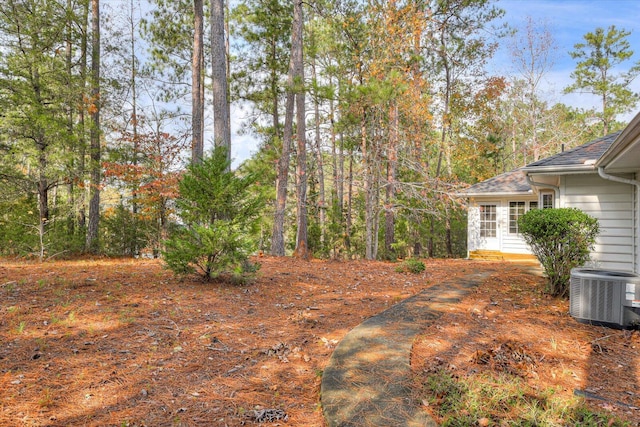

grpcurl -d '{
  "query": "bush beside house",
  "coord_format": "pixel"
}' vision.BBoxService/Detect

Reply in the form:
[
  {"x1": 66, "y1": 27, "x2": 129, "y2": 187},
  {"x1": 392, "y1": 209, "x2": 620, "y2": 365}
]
[{"x1": 518, "y1": 208, "x2": 599, "y2": 297}]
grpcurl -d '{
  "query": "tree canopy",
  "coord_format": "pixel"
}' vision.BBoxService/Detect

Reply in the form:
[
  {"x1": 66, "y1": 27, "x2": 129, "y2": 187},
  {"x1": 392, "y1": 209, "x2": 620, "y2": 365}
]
[{"x1": 0, "y1": 0, "x2": 637, "y2": 261}]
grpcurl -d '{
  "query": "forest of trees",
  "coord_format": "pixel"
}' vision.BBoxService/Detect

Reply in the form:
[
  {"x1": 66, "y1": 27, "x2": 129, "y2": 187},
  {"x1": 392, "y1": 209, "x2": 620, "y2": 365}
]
[{"x1": 0, "y1": 0, "x2": 638, "y2": 262}]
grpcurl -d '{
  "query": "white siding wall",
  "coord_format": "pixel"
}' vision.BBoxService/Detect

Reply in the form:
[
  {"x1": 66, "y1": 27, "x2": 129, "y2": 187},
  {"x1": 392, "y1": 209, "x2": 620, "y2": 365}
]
[
  {"x1": 637, "y1": 173, "x2": 640, "y2": 274},
  {"x1": 562, "y1": 174, "x2": 637, "y2": 271},
  {"x1": 499, "y1": 197, "x2": 538, "y2": 254},
  {"x1": 467, "y1": 197, "x2": 537, "y2": 254},
  {"x1": 467, "y1": 204, "x2": 481, "y2": 252}
]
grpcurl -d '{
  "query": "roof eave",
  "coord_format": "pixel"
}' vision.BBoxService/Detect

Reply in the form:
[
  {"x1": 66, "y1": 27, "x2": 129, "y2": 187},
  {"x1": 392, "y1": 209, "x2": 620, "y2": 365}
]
[
  {"x1": 523, "y1": 165, "x2": 596, "y2": 175},
  {"x1": 596, "y1": 112, "x2": 640, "y2": 167},
  {"x1": 462, "y1": 191, "x2": 533, "y2": 198}
]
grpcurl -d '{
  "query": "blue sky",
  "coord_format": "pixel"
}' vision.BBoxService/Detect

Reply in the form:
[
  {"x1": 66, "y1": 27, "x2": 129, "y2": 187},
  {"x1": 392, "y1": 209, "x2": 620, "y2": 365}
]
[{"x1": 495, "y1": 0, "x2": 640, "y2": 119}]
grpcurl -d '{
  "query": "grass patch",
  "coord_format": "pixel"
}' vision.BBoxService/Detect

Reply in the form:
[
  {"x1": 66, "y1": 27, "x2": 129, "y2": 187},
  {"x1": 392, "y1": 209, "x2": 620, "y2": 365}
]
[
  {"x1": 16, "y1": 320, "x2": 27, "y2": 334},
  {"x1": 421, "y1": 369, "x2": 630, "y2": 426}
]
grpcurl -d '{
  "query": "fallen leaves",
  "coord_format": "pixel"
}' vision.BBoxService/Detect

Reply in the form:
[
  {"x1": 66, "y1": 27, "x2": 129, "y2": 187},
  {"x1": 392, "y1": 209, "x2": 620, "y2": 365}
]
[{"x1": 1, "y1": 257, "x2": 638, "y2": 425}]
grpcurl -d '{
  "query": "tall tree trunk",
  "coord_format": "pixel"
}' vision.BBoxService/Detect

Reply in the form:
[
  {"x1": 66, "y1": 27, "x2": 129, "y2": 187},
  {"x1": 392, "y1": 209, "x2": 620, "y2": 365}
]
[
  {"x1": 345, "y1": 150, "x2": 353, "y2": 254},
  {"x1": 384, "y1": 104, "x2": 398, "y2": 258},
  {"x1": 270, "y1": 83, "x2": 293, "y2": 256},
  {"x1": 445, "y1": 211, "x2": 453, "y2": 257},
  {"x1": 211, "y1": 0, "x2": 230, "y2": 162},
  {"x1": 129, "y1": 0, "x2": 140, "y2": 255},
  {"x1": 192, "y1": 0, "x2": 204, "y2": 163},
  {"x1": 292, "y1": 0, "x2": 308, "y2": 259},
  {"x1": 430, "y1": 33, "x2": 453, "y2": 259},
  {"x1": 271, "y1": 0, "x2": 304, "y2": 257},
  {"x1": 311, "y1": 53, "x2": 325, "y2": 249},
  {"x1": 77, "y1": 0, "x2": 89, "y2": 230},
  {"x1": 86, "y1": 0, "x2": 100, "y2": 253},
  {"x1": 372, "y1": 170, "x2": 380, "y2": 260},
  {"x1": 37, "y1": 136, "x2": 49, "y2": 261},
  {"x1": 361, "y1": 112, "x2": 376, "y2": 260},
  {"x1": 330, "y1": 79, "x2": 345, "y2": 258},
  {"x1": 65, "y1": 0, "x2": 76, "y2": 236},
  {"x1": 337, "y1": 128, "x2": 344, "y2": 216},
  {"x1": 428, "y1": 217, "x2": 434, "y2": 257},
  {"x1": 602, "y1": 93, "x2": 608, "y2": 136},
  {"x1": 330, "y1": 82, "x2": 341, "y2": 211},
  {"x1": 271, "y1": 39, "x2": 280, "y2": 139},
  {"x1": 129, "y1": 0, "x2": 139, "y2": 185}
]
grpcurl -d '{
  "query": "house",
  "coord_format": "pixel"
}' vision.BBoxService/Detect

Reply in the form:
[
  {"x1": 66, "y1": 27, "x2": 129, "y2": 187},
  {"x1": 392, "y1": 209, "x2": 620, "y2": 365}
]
[{"x1": 464, "y1": 112, "x2": 640, "y2": 273}]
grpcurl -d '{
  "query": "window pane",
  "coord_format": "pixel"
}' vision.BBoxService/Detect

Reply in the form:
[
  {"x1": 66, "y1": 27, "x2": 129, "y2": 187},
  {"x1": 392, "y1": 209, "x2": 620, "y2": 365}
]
[
  {"x1": 509, "y1": 201, "x2": 525, "y2": 234},
  {"x1": 480, "y1": 204, "x2": 496, "y2": 238}
]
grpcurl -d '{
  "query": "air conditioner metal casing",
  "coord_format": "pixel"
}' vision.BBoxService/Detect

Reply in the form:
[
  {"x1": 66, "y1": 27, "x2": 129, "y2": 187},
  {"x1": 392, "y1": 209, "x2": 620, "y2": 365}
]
[{"x1": 570, "y1": 268, "x2": 640, "y2": 329}]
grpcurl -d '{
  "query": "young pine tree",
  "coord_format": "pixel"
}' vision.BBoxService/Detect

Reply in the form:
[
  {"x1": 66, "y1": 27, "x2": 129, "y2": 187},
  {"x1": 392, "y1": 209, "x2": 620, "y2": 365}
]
[{"x1": 163, "y1": 147, "x2": 262, "y2": 282}]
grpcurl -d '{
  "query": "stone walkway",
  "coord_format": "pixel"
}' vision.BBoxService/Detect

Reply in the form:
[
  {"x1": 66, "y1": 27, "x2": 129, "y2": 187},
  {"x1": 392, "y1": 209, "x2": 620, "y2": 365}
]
[{"x1": 320, "y1": 269, "x2": 495, "y2": 427}]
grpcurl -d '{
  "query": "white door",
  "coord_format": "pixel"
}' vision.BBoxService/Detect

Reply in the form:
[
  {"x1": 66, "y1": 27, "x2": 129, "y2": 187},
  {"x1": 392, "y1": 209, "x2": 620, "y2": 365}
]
[{"x1": 479, "y1": 203, "x2": 500, "y2": 250}]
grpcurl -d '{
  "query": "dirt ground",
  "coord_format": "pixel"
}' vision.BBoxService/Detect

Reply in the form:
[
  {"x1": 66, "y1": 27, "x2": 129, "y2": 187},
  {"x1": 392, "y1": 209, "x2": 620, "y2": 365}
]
[
  {"x1": 0, "y1": 256, "x2": 638, "y2": 426},
  {"x1": 412, "y1": 267, "x2": 640, "y2": 425}
]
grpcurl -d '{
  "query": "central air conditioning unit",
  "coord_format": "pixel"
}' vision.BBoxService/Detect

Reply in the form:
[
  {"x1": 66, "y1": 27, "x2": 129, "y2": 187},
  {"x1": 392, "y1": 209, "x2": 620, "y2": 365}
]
[{"x1": 570, "y1": 268, "x2": 640, "y2": 329}]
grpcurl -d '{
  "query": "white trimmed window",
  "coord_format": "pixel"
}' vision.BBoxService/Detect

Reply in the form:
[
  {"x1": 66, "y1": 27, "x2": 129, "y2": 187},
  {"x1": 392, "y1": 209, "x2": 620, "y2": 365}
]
[
  {"x1": 509, "y1": 200, "x2": 543, "y2": 234},
  {"x1": 509, "y1": 201, "x2": 526, "y2": 234},
  {"x1": 541, "y1": 192, "x2": 554, "y2": 209},
  {"x1": 479, "y1": 204, "x2": 497, "y2": 238}
]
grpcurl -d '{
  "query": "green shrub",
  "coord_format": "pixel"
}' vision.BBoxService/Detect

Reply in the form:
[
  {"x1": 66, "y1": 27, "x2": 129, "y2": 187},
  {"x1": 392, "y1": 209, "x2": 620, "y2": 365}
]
[
  {"x1": 395, "y1": 258, "x2": 426, "y2": 274},
  {"x1": 0, "y1": 196, "x2": 40, "y2": 256},
  {"x1": 518, "y1": 208, "x2": 599, "y2": 297},
  {"x1": 163, "y1": 147, "x2": 262, "y2": 282},
  {"x1": 102, "y1": 204, "x2": 150, "y2": 257}
]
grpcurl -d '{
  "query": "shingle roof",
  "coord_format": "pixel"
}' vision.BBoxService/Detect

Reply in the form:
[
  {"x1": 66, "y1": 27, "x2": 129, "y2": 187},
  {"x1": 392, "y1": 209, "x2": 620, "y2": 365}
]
[
  {"x1": 462, "y1": 168, "x2": 531, "y2": 196},
  {"x1": 462, "y1": 131, "x2": 622, "y2": 196},
  {"x1": 525, "y1": 131, "x2": 621, "y2": 169}
]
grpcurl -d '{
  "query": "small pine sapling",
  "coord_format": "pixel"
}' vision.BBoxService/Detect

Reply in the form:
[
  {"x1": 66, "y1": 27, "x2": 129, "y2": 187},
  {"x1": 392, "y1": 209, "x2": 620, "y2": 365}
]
[{"x1": 163, "y1": 147, "x2": 262, "y2": 282}]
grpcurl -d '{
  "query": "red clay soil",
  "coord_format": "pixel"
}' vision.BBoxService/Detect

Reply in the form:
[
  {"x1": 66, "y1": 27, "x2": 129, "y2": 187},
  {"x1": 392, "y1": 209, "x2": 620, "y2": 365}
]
[{"x1": 0, "y1": 257, "x2": 638, "y2": 426}]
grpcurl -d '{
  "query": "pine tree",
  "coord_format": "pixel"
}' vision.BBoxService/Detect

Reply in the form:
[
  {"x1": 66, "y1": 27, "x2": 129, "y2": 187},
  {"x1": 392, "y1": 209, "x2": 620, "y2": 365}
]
[
  {"x1": 163, "y1": 147, "x2": 262, "y2": 281},
  {"x1": 565, "y1": 25, "x2": 640, "y2": 135}
]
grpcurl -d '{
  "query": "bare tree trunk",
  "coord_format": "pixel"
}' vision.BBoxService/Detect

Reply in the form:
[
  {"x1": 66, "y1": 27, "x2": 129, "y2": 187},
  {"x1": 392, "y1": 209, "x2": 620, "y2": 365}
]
[
  {"x1": 291, "y1": 0, "x2": 308, "y2": 259},
  {"x1": 293, "y1": 79, "x2": 308, "y2": 256},
  {"x1": 602, "y1": 93, "x2": 609, "y2": 136},
  {"x1": 372, "y1": 171, "x2": 380, "y2": 260},
  {"x1": 271, "y1": 0, "x2": 301, "y2": 256},
  {"x1": 337, "y1": 129, "x2": 344, "y2": 214},
  {"x1": 192, "y1": 0, "x2": 204, "y2": 163},
  {"x1": 86, "y1": 0, "x2": 100, "y2": 253},
  {"x1": 271, "y1": 39, "x2": 280, "y2": 138},
  {"x1": 361, "y1": 113, "x2": 375, "y2": 260},
  {"x1": 77, "y1": 0, "x2": 88, "y2": 230},
  {"x1": 211, "y1": 0, "x2": 230, "y2": 162},
  {"x1": 270, "y1": 89, "x2": 292, "y2": 256},
  {"x1": 345, "y1": 150, "x2": 353, "y2": 254},
  {"x1": 65, "y1": 0, "x2": 76, "y2": 236},
  {"x1": 330, "y1": 82, "x2": 340, "y2": 208},
  {"x1": 311, "y1": 56, "x2": 325, "y2": 249},
  {"x1": 129, "y1": 0, "x2": 140, "y2": 255},
  {"x1": 329, "y1": 78, "x2": 345, "y2": 256},
  {"x1": 429, "y1": 32, "x2": 453, "y2": 259},
  {"x1": 445, "y1": 211, "x2": 453, "y2": 257},
  {"x1": 428, "y1": 217, "x2": 434, "y2": 257},
  {"x1": 384, "y1": 104, "x2": 398, "y2": 258},
  {"x1": 37, "y1": 139, "x2": 49, "y2": 259}
]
